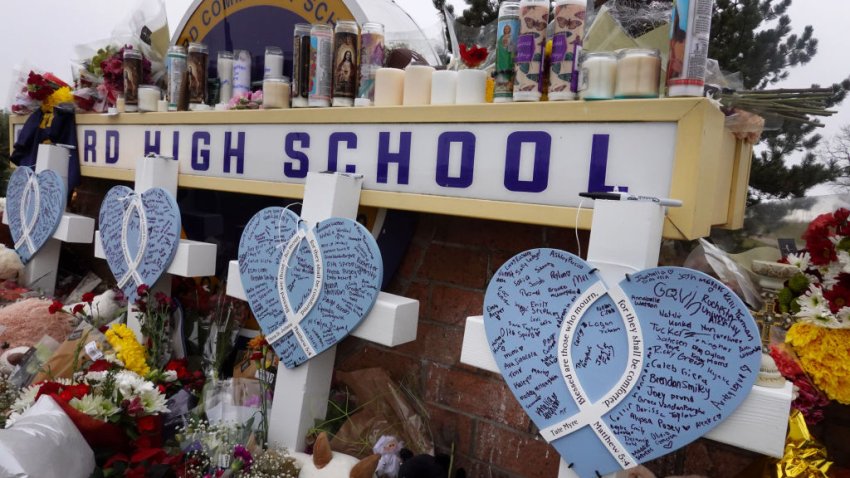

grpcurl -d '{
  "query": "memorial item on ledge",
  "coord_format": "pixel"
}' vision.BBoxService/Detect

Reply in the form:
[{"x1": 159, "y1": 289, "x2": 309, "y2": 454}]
[
  {"x1": 579, "y1": 51, "x2": 617, "y2": 99},
  {"x1": 217, "y1": 49, "x2": 234, "y2": 104},
  {"x1": 332, "y1": 20, "x2": 359, "y2": 107},
  {"x1": 431, "y1": 70, "x2": 458, "y2": 105},
  {"x1": 264, "y1": 45, "x2": 284, "y2": 79},
  {"x1": 549, "y1": 0, "x2": 586, "y2": 101},
  {"x1": 263, "y1": 76, "x2": 290, "y2": 109},
  {"x1": 711, "y1": 87, "x2": 838, "y2": 128},
  {"x1": 291, "y1": 432, "x2": 376, "y2": 478},
  {"x1": 494, "y1": 1, "x2": 521, "y2": 102},
  {"x1": 374, "y1": 67, "x2": 405, "y2": 106},
  {"x1": 355, "y1": 22, "x2": 385, "y2": 107},
  {"x1": 513, "y1": 0, "x2": 550, "y2": 101},
  {"x1": 403, "y1": 65, "x2": 435, "y2": 106},
  {"x1": 614, "y1": 48, "x2": 661, "y2": 98},
  {"x1": 666, "y1": 0, "x2": 713, "y2": 97},
  {"x1": 228, "y1": 90, "x2": 264, "y2": 110},
  {"x1": 483, "y1": 249, "x2": 761, "y2": 478},
  {"x1": 456, "y1": 42, "x2": 489, "y2": 104},
  {"x1": 137, "y1": 84, "x2": 161, "y2": 112},
  {"x1": 232, "y1": 49, "x2": 252, "y2": 98},
  {"x1": 187, "y1": 42, "x2": 209, "y2": 106},
  {"x1": 309, "y1": 23, "x2": 334, "y2": 107},
  {"x1": 165, "y1": 45, "x2": 187, "y2": 111},
  {"x1": 122, "y1": 49, "x2": 142, "y2": 112},
  {"x1": 292, "y1": 23, "x2": 312, "y2": 108}
]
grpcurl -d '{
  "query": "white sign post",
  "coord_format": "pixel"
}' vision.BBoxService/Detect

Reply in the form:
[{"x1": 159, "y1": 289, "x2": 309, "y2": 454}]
[
  {"x1": 94, "y1": 156, "x2": 217, "y2": 339},
  {"x1": 226, "y1": 171, "x2": 419, "y2": 451},
  {"x1": 3, "y1": 145, "x2": 95, "y2": 295}
]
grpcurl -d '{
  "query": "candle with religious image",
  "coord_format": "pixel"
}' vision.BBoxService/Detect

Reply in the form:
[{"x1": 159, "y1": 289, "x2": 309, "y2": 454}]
[
  {"x1": 292, "y1": 23, "x2": 312, "y2": 108},
  {"x1": 122, "y1": 49, "x2": 142, "y2": 112},
  {"x1": 548, "y1": 0, "x2": 586, "y2": 101},
  {"x1": 355, "y1": 22, "x2": 385, "y2": 107},
  {"x1": 187, "y1": 43, "x2": 209, "y2": 106},
  {"x1": 513, "y1": 0, "x2": 550, "y2": 102},
  {"x1": 309, "y1": 23, "x2": 333, "y2": 107},
  {"x1": 332, "y1": 20, "x2": 359, "y2": 107},
  {"x1": 494, "y1": 2, "x2": 520, "y2": 102},
  {"x1": 166, "y1": 45, "x2": 187, "y2": 111}
]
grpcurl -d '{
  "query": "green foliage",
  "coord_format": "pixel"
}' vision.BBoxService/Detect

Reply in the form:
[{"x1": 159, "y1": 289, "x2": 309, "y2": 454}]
[
  {"x1": 0, "y1": 110, "x2": 10, "y2": 196},
  {"x1": 456, "y1": 0, "x2": 499, "y2": 27}
]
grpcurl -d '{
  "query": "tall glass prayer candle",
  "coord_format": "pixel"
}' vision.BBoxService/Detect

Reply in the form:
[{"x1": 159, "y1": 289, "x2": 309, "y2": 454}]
[
  {"x1": 292, "y1": 24, "x2": 312, "y2": 108},
  {"x1": 513, "y1": 0, "x2": 550, "y2": 102},
  {"x1": 309, "y1": 24, "x2": 333, "y2": 107},
  {"x1": 494, "y1": 2, "x2": 520, "y2": 102},
  {"x1": 332, "y1": 21, "x2": 359, "y2": 107},
  {"x1": 232, "y1": 49, "x2": 252, "y2": 98},
  {"x1": 548, "y1": 0, "x2": 586, "y2": 101},
  {"x1": 264, "y1": 46, "x2": 284, "y2": 79},
  {"x1": 217, "y1": 50, "x2": 234, "y2": 103},
  {"x1": 355, "y1": 22, "x2": 385, "y2": 107},
  {"x1": 187, "y1": 43, "x2": 209, "y2": 106},
  {"x1": 123, "y1": 49, "x2": 142, "y2": 112},
  {"x1": 166, "y1": 45, "x2": 187, "y2": 111}
]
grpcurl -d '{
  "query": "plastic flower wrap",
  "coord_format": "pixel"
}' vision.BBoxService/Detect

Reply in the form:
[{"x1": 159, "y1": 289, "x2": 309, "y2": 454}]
[
  {"x1": 769, "y1": 342, "x2": 830, "y2": 424},
  {"x1": 9, "y1": 69, "x2": 73, "y2": 115}
]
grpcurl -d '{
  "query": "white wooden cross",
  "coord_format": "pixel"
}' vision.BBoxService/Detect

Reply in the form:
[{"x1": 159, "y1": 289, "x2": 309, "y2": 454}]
[
  {"x1": 226, "y1": 171, "x2": 420, "y2": 452},
  {"x1": 459, "y1": 200, "x2": 793, "y2": 478},
  {"x1": 94, "y1": 155, "x2": 218, "y2": 339},
  {"x1": 2, "y1": 144, "x2": 95, "y2": 296}
]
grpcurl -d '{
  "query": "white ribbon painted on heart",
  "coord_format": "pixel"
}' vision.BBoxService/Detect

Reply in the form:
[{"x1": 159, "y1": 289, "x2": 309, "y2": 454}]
[
  {"x1": 14, "y1": 173, "x2": 41, "y2": 254},
  {"x1": 265, "y1": 221, "x2": 324, "y2": 359},
  {"x1": 538, "y1": 280, "x2": 645, "y2": 470},
  {"x1": 116, "y1": 195, "x2": 148, "y2": 289}
]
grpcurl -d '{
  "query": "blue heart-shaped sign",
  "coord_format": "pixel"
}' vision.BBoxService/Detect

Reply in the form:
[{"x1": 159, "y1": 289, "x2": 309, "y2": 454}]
[
  {"x1": 6, "y1": 167, "x2": 66, "y2": 264},
  {"x1": 98, "y1": 186, "x2": 181, "y2": 303},
  {"x1": 238, "y1": 208, "x2": 383, "y2": 368},
  {"x1": 484, "y1": 249, "x2": 761, "y2": 478}
]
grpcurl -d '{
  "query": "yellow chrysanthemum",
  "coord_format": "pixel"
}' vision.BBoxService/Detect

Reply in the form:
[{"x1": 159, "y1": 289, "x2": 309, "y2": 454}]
[
  {"x1": 105, "y1": 324, "x2": 150, "y2": 376},
  {"x1": 786, "y1": 322, "x2": 850, "y2": 404},
  {"x1": 41, "y1": 86, "x2": 74, "y2": 113}
]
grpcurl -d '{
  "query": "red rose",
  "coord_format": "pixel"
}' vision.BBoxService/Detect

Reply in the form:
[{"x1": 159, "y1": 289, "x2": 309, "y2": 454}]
[
  {"x1": 36, "y1": 381, "x2": 62, "y2": 399},
  {"x1": 137, "y1": 415, "x2": 159, "y2": 433},
  {"x1": 82, "y1": 292, "x2": 96, "y2": 304},
  {"x1": 48, "y1": 300, "x2": 64, "y2": 314},
  {"x1": 459, "y1": 43, "x2": 489, "y2": 68},
  {"x1": 137, "y1": 284, "x2": 150, "y2": 297},
  {"x1": 72, "y1": 303, "x2": 85, "y2": 315},
  {"x1": 88, "y1": 359, "x2": 111, "y2": 372}
]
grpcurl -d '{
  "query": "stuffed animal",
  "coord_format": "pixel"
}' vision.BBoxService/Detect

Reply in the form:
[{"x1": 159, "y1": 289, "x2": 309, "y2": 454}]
[
  {"x1": 0, "y1": 298, "x2": 74, "y2": 349},
  {"x1": 0, "y1": 244, "x2": 24, "y2": 280},
  {"x1": 374, "y1": 435, "x2": 403, "y2": 478},
  {"x1": 291, "y1": 432, "x2": 381, "y2": 478}
]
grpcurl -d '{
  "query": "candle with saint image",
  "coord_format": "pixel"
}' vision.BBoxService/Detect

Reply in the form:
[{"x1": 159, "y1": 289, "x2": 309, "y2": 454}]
[
  {"x1": 355, "y1": 22, "x2": 385, "y2": 107},
  {"x1": 513, "y1": 0, "x2": 550, "y2": 102},
  {"x1": 123, "y1": 49, "x2": 142, "y2": 111},
  {"x1": 292, "y1": 24, "x2": 312, "y2": 108},
  {"x1": 494, "y1": 2, "x2": 520, "y2": 102},
  {"x1": 666, "y1": 0, "x2": 714, "y2": 97},
  {"x1": 309, "y1": 24, "x2": 333, "y2": 107},
  {"x1": 187, "y1": 43, "x2": 209, "y2": 105},
  {"x1": 549, "y1": 0, "x2": 586, "y2": 101},
  {"x1": 332, "y1": 21, "x2": 359, "y2": 107}
]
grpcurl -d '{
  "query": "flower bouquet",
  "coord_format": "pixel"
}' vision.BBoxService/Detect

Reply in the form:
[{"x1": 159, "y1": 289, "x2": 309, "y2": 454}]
[{"x1": 9, "y1": 69, "x2": 74, "y2": 115}]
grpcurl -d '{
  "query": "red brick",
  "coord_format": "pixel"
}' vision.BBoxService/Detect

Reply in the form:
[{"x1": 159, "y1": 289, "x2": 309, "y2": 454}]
[
  {"x1": 414, "y1": 214, "x2": 438, "y2": 241},
  {"x1": 396, "y1": 321, "x2": 463, "y2": 366},
  {"x1": 418, "y1": 244, "x2": 489, "y2": 288},
  {"x1": 474, "y1": 421, "x2": 561, "y2": 477},
  {"x1": 680, "y1": 439, "x2": 759, "y2": 476},
  {"x1": 489, "y1": 250, "x2": 520, "y2": 278},
  {"x1": 424, "y1": 364, "x2": 529, "y2": 430},
  {"x1": 425, "y1": 403, "x2": 475, "y2": 457},
  {"x1": 430, "y1": 285, "x2": 484, "y2": 326},
  {"x1": 433, "y1": 216, "x2": 544, "y2": 252},
  {"x1": 463, "y1": 461, "x2": 516, "y2": 478},
  {"x1": 335, "y1": 345, "x2": 421, "y2": 384},
  {"x1": 397, "y1": 241, "x2": 426, "y2": 280},
  {"x1": 544, "y1": 227, "x2": 590, "y2": 258}
]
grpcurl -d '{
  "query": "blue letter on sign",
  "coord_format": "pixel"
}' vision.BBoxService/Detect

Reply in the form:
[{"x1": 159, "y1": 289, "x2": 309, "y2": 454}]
[
  {"x1": 144, "y1": 131, "x2": 160, "y2": 156},
  {"x1": 504, "y1": 131, "x2": 550, "y2": 193},
  {"x1": 328, "y1": 132, "x2": 357, "y2": 173},
  {"x1": 436, "y1": 132, "x2": 475, "y2": 188},
  {"x1": 377, "y1": 132, "x2": 411, "y2": 185},
  {"x1": 105, "y1": 130, "x2": 120, "y2": 164},
  {"x1": 191, "y1": 132, "x2": 211, "y2": 171},
  {"x1": 587, "y1": 134, "x2": 627, "y2": 193},
  {"x1": 83, "y1": 130, "x2": 96, "y2": 163},
  {"x1": 223, "y1": 132, "x2": 245, "y2": 174},
  {"x1": 284, "y1": 133, "x2": 310, "y2": 178}
]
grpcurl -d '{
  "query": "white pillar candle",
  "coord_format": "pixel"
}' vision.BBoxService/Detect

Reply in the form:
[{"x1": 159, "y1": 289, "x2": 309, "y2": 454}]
[
  {"x1": 264, "y1": 46, "x2": 284, "y2": 79},
  {"x1": 374, "y1": 68, "x2": 405, "y2": 106},
  {"x1": 157, "y1": 99, "x2": 168, "y2": 112},
  {"x1": 138, "y1": 85, "x2": 161, "y2": 112},
  {"x1": 263, "y1": 77, "x2": 291, "y2": 109},
  {"x1": 430, "y1": 70, "x2": 457, "y2": 105},
  {"x1": 403, "y1": 65, "x2": 434, "y2": 106},
  {"x1": 579, "y1": 52, "x2": 617, "y2": 100},
  {"x1": 217, "y1": 51, "x2": 234, "y2": 103},
  {"x1": 456, "y1": 69, "x2": 488, "y2": 104}
]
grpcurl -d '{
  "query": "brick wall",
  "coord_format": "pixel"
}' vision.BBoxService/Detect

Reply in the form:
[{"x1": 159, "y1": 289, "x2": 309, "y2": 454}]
[{"x1": 335, "y1": 213, "x2": 767, "y2": 478}]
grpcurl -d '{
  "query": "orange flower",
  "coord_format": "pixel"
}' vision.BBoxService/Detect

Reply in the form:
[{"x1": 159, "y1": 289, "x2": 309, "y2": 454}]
[{"x1": 247, "y1": 334, "x2": 267, "y2": 350}]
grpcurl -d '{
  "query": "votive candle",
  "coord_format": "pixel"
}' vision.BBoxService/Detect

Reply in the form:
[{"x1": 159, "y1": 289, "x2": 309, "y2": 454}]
[{"x1": 374, "y1": 68, "x2": 405, "y2": 106}]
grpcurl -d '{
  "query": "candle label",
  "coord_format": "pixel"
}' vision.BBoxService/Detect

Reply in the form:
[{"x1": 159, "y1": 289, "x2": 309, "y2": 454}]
[
  {"x1": 293, "y1": 33, "x2": 311, "y2": 101},
  {"x1": 514, "y1": 4, "x2": 549, "y2": 96},
  {"x1": 167, "y1": 53, "x2": 187, "y2": 109},
  {"x1": 188, "y1": 51, "x2": 208, "y2": 104},
  {"x1": 123, "y1": 56, "x2": 142, "y2": 107},
  {"x1": 483, "y1": 250, "x2": 761, "y2": 478},
  {"x1": 332, "y1": 32, "x2": 358, "y2": 100},
  {"x1": 232, "y1": 51, "x2": 252, "y2": 97},
  {"x1": 357, "y1": 32, "x2": 385, "y2": 102},
  {"x1": 494, "y1": 16, "x2": 520, "y2": 100},
  {"x1": 309, "y1": 33, "x2": 333, "y2": 102},
  {"x1": 549, "y1": 3, "x2": 586, "y2": 97}
]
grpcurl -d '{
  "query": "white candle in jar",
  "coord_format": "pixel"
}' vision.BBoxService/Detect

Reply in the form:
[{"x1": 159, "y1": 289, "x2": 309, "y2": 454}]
[
  {"x1": 579, "y1": 52, "x2": 617, "y2": 100},
  {"x1": 138, "y1": 85, "x2": 161, "y2": 112},
  {"x1": 430, "y1": 70, "x2": 457, "y2": 105},
  {"x1": 232, "y1": 49, "x2": 252, "y2": 97},
  {"x1": 403, "y1": 65, "x2": 434, "y2": 106},
  {"x1": 615, "y1": 49, "x2": 661, "y2": 98},
  {"x1": 218, "y1": 51, "x2": 234, "y2": 103},
  {"x1": 456, "y1": 69, "x2": 488, "y2": 104},
  {"x1": 263, "y1": 77, "x2": 291, "y2": 109},
  {"x1": 157, "y1": 99, "x2": 168, "y2": 112},
  {"x1": 264, "y1": 46, "x2": 284, "y2": 79},
  {"x1": 374, "y1": 68, "x2": 405, "y2": 106}
]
